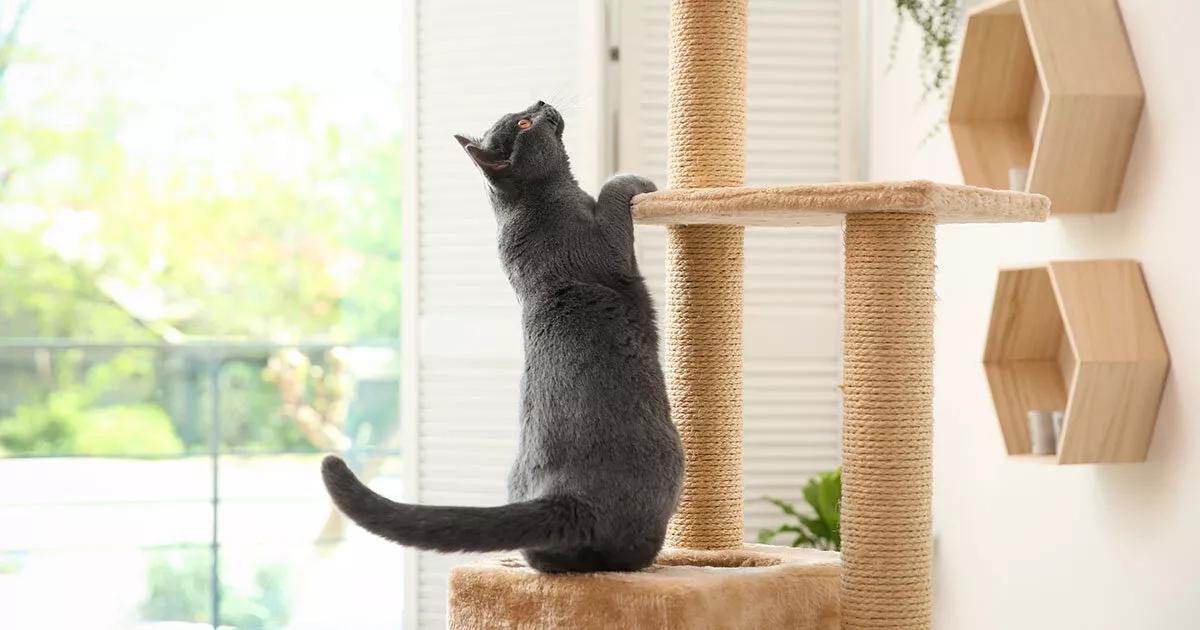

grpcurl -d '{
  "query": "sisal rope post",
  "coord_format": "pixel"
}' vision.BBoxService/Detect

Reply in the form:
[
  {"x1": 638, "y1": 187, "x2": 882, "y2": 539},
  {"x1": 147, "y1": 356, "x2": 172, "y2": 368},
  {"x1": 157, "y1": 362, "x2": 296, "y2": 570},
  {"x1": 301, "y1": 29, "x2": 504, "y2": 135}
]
[
  {"x1": 664, "y1": 0, "x2": 937, "y2": 623},
  {"x1": 841, "y1": 212, "x2": 936, "y2": 629},
  {"x1": 663, "y1": 0, "x2": 748, "y2": 551}
]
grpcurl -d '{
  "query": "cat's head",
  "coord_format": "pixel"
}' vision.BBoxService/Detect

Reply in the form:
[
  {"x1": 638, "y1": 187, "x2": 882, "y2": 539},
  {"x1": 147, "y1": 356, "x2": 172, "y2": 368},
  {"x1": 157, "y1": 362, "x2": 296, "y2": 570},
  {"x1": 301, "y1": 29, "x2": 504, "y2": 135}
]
[{"x1": 454, "y1": 101, "x2": 569, "y2": 187}]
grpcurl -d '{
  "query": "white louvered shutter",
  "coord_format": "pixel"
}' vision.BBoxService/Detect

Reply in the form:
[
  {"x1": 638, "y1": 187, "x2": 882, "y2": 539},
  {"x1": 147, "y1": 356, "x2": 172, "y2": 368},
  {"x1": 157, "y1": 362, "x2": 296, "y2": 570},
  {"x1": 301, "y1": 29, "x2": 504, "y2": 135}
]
[
  {"x1": 405, "y1": 1, "x2": 605, "y2": 627},
  {"x1": 617, "y1": 0, "x2": 854, "y2": 540}
]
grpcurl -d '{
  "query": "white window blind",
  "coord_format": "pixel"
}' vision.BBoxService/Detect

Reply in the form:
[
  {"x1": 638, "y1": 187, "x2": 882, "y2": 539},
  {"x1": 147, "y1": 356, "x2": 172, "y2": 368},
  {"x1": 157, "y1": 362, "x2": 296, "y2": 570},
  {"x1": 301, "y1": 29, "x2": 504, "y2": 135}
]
[
  {"x1": 616, "y1": 0, "x2": 854, "y2": 539},
  {"x1": 402, "y1": 1, "x2": 606, "y2": 627}
]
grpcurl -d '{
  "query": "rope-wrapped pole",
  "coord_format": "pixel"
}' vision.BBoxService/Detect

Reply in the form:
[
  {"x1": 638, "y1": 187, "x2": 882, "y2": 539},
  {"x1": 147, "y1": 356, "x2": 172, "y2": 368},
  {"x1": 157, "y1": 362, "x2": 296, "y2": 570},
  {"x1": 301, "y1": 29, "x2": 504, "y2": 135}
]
[
  {"x1": 664, "y1": 0, "x2": 748, "y2": 550},
  {"x1": 841, "y1": 212, "x2": 936, "y2": 629}
]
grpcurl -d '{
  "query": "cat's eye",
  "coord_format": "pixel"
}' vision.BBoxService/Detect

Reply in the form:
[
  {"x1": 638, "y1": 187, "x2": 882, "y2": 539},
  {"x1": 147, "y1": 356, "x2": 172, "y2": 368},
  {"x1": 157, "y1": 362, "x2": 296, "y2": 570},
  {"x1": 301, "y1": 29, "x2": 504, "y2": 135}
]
[{"x1": 517, "y1": 118, "x2": 532, "y2": 130}]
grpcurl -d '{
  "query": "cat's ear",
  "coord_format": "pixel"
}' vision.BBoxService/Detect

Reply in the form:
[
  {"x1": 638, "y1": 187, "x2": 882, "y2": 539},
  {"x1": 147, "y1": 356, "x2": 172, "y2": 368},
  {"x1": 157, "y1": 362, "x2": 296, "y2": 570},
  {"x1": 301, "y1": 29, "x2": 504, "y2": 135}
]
[{"x1": 454, "y1": 134, "x2": 510, "y2": 172}]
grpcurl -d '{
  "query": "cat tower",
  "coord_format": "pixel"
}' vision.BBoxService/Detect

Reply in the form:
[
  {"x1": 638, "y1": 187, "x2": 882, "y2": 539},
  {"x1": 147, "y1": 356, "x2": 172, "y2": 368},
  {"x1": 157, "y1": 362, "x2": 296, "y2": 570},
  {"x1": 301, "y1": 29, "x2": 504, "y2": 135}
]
[{"x1": 447, "y1": 1, "x2": 1048, "y2": 628}]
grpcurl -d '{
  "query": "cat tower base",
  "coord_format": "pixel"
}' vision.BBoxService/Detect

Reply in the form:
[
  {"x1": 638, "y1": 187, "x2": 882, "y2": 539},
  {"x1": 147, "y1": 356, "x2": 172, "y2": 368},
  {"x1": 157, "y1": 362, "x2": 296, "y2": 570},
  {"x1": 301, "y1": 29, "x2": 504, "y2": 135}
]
[{"x1": 447, "y1": 544, "x2": 840, "y2": 630}]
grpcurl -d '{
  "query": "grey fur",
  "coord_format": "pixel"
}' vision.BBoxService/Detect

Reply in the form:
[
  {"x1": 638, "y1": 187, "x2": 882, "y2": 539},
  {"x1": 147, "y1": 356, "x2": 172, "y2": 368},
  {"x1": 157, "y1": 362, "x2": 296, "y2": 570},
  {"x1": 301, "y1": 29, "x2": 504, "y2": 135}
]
[{"x1": 322, "y1": 101, "x2": 684, "y2": 573}]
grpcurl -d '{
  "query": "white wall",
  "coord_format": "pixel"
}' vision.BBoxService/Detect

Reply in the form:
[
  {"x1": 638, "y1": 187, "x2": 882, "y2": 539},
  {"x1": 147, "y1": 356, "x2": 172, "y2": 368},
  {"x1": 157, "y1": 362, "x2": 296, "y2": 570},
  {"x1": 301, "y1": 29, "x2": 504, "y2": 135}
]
[{"x1": 868, "y1": 2, "x2": 1200, "y2": 628}]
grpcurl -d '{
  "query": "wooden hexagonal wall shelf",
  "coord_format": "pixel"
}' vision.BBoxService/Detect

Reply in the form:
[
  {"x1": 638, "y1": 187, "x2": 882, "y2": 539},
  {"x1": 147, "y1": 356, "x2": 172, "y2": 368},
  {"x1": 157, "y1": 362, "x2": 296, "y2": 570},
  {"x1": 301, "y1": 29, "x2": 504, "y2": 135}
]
[
  {"x1": 949, "y1": 0, "x2": 1144, "y2": 214},
  {"x1": 983, "y1": 260, "x2": 1169, "y2": 464}
]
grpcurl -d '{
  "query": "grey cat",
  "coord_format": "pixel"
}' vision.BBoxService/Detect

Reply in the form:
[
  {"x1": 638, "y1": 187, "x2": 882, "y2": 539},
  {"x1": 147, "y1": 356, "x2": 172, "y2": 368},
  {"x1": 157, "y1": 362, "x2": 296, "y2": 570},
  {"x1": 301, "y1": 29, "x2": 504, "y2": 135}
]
[{"x1": 322, "y1": 101, "x2": 684, "y2": 573}]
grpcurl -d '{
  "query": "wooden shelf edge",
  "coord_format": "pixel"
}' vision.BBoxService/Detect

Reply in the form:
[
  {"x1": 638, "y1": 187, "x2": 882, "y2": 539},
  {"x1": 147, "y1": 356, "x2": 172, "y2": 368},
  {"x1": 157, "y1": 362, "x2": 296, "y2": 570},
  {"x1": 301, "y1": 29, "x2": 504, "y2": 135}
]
[
  {"x1": 1008, "y1": 454, "x2": 1058, "y2": 464},
  {"x1": 1007, "y1": 454, "x2": 1149, "y2": 466}
]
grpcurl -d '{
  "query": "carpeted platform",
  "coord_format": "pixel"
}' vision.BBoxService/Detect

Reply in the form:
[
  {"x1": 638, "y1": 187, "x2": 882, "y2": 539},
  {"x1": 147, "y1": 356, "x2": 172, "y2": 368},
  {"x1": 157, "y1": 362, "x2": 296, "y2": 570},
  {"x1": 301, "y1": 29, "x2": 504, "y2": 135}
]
[
  {"x1": 447, "y1": 544, "x2": 841, "y2": 630},
  {"x1": 631, "y1": 179, "x2": 1051, "y2": 226}
]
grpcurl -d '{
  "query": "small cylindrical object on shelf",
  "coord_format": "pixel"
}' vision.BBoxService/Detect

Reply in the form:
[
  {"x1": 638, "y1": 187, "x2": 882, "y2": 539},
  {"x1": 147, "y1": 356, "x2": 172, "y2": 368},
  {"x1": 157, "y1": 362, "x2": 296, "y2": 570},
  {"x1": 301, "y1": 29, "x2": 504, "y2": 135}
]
[
  {"x1": 1028, "y1": 410, "x2": 1057, "y2": 455},
  {"x1": 1008, "y1": 166, "x2": 1029, "y2": 192},
  {"x1": 1052, "y1": 411, "x2": 1065, "y2": 441}
]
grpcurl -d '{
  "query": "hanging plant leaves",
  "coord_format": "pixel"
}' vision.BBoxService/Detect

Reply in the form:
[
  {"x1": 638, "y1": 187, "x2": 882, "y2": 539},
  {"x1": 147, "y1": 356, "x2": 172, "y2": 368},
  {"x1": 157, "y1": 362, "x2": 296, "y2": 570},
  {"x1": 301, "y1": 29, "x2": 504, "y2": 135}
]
[{"x1": 891, "y1": 0, "x2": 962, "y2": 101}]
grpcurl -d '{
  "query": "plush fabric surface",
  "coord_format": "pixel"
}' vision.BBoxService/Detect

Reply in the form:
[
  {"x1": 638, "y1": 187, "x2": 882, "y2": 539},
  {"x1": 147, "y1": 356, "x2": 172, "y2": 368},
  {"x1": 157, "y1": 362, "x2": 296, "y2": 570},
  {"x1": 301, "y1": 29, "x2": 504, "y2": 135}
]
[
  {"x1": 631, "y1": 179, "x2": 1050, "y2": 227},
  {"x1": 448, "y1": 544, "x2": 840, "y2": 630}
]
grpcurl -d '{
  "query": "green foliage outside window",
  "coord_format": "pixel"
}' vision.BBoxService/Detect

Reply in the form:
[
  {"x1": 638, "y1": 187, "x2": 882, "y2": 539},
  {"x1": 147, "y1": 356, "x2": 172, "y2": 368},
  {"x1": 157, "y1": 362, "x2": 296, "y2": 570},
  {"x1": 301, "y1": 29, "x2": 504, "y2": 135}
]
[
  {"x1": 0, "y1": 20, "x2": 402, "y2": 456},
  {"x1": 140, "y1": 549, "x2": 295, "y2": 629}
]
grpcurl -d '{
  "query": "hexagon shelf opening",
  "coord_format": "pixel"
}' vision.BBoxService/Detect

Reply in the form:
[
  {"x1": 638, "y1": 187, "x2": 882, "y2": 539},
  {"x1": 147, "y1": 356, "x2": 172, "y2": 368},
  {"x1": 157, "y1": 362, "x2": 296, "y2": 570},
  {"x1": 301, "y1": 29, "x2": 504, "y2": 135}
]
[
  {"x1": 983, "y1": 260, "x2": 1169, "y2": 464},
  {"x1": 949, "y1": 0, "x2": 1144, "y2": 215}
]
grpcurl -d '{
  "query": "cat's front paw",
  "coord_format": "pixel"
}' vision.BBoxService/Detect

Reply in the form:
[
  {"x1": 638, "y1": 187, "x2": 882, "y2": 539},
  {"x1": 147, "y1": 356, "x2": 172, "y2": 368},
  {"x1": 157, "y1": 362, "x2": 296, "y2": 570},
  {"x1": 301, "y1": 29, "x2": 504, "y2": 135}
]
[
  {"x1": 627, "y1": 175, "x2": 658, "y2": 196},
  {"x1": 628, "y1": 175, "x2": 657, "y2": 195},
  {"x1": 606, "y1": 173, "x2": 657, "y2": 197}
]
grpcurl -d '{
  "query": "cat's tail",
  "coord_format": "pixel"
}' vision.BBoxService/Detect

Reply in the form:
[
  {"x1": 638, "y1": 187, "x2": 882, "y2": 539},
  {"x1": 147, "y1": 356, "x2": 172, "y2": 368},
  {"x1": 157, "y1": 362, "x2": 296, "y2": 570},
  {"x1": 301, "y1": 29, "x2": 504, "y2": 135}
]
[{"x1": 321, "y1": 456, "x2": 594, "y2": 553}]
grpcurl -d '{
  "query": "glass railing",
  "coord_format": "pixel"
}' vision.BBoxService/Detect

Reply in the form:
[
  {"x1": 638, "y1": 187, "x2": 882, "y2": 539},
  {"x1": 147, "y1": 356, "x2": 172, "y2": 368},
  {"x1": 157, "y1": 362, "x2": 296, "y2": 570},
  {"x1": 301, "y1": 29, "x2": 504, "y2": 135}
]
[{"x1": 0, "y1": 340, "x2": 404, "y2": 629}]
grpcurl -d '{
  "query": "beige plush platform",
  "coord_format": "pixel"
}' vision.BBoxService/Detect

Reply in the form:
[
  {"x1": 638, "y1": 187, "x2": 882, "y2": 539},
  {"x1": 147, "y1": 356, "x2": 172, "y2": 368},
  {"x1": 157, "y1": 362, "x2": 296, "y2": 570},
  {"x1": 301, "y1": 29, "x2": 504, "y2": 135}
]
[
  {"x1": 632, "y1": 180, "x2": 1050, "y2": 227},
  {"x1": 447, "y1": 544, "x2": 841, "y2": 630}
]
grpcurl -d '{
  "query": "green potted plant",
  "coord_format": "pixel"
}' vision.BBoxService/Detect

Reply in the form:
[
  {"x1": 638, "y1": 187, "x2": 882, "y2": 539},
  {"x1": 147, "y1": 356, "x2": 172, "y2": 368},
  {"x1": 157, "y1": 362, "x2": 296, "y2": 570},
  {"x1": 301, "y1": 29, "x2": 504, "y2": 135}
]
[{"x1": 758, "y1": 467, "x2": 841, "y2": 551}]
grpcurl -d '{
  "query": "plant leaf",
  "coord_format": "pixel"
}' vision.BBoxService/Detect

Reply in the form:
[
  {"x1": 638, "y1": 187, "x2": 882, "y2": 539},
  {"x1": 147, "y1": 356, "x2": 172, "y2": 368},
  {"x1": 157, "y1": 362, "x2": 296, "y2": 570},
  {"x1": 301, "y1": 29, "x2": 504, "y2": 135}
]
[
  {"x1": 800, "y1": 516, "x2": 830, "y2": 540},
  {"x1": 823, "y1": 468, "x2": 842, "y2": 549},
  {"x1": 816, "y1": 469, "x2": 840, "y2": 528},
  {"x1": 761, "y1": 468, "x2": 842, "y2": 550},
  {"x1": 765, "y1": 496, "x2": 802, "y2": 520}
]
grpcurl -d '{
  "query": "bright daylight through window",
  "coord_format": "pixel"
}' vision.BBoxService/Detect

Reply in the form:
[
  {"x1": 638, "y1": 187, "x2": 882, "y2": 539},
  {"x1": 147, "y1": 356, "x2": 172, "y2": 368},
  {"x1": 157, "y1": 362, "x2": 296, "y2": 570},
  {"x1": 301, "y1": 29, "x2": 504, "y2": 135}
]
[{"x1": 0, "y1": 1, "x2": 405, "y2": 627}]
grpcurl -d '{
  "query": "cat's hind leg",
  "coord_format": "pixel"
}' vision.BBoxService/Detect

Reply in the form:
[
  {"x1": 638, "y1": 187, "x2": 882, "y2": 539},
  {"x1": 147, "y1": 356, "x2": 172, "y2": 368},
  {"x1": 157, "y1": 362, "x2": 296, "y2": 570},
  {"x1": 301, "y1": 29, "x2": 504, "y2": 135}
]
[
  {"x1": 522, "y1": 540, "x2": 659, "y2": 573},
  {"x1": 522, "y1": 547, "x2": 606, "y2": 573},
  {"x1": 591, "y1": 540, "x2": 659, "y2": 572}
]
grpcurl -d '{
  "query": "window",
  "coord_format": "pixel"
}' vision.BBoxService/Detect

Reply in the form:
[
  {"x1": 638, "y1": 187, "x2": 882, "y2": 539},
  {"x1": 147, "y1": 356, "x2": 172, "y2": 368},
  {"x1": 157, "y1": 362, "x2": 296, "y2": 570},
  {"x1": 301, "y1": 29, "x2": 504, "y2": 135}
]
[
  {"x1": 0, "y1": 0, "x2": 859, "y2": 626},
  {"x1": 0, "y1": 1, "x2": 405, "y2": 627}
]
